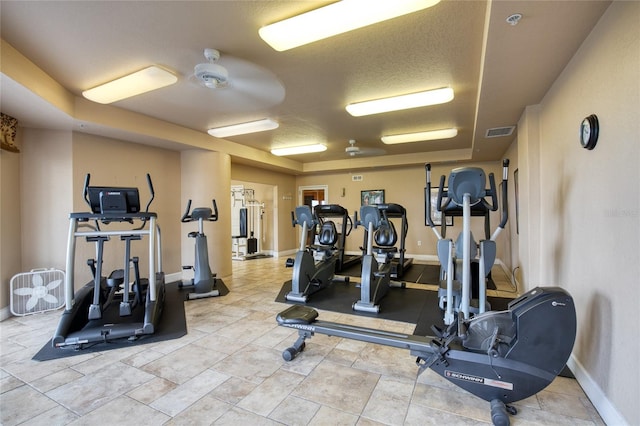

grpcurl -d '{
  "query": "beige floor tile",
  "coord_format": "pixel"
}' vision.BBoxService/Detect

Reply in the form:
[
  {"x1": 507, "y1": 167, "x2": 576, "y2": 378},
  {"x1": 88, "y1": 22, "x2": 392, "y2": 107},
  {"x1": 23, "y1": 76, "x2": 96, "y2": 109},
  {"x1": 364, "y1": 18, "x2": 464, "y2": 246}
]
[
  {"x1": 165, "y1": 392, "x2": 233, "y2": 425},
  {"x1": 361, "y1": 375, "x2": 415, "y2": 425},
  {"x1": 212, "y1": 406, "x2": 282, "y2": 425},
  {"x1": 19, "y1": 404, "x2": 78, "y2": 426},
  {"x1": 308, "y1": 405, "x2": 359, "y2": 425},
  {"x1": 207, "y1": 376, "x2": 259, "y2": 405},
  {"x1": 269, "y1": 395, "x2": 321, "y2": 425},
  {"x1": 237, "y1": 369, "x2": 305, "y2": 416},
  {"x1": 127, "y1": 376, "x2": 177, "y2": 405},
  {"x1": 68, "y1": 395, "x2": 170, "y2": 425},
  {"x1": 211, "y1": 344, "x2": 284, "y2": 384},
  {"x1": 140, "y1": 343, "x2": 227, "y2": 384},
  {"x1": 1, "y1": 384, "x2": 59, "y2": 425},
  {"x1": 46, "y1": 362, "x2": 155, "y2": 416},
  {"x1": 293, "y1": 360, "x2": 379, "y2": 415},
  {"x1": 149, "y1": 368, "x2": 229, "y2": 416}
]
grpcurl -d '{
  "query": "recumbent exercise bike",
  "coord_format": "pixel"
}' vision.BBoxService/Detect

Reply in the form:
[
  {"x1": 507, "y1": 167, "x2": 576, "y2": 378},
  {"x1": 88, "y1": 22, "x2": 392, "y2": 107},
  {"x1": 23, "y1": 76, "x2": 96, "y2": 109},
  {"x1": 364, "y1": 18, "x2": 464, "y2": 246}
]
[
  {"x1": 352, "y1": 204, "x2": 406, "y2": 313},
  {"x1": 284, "y1": 205, "x2": 349, "y2": 303}
]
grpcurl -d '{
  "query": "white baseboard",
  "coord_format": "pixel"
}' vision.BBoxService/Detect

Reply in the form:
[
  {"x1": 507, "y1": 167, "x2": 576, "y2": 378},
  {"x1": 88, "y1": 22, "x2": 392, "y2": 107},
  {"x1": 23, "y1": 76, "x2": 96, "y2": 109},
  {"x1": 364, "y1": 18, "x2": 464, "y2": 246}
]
[
  {"x1": 165, "y1": 272, "x2": 183, "y2": 283},
  {"x1": 277, "y1": 249, "x2": 297, "y2": 258},
  {"x1": 0, "y1": 306, "x2": 11, "y2": 322},
  {"x1": 567, "y1": 355, "x2": 627, "y2": 425}
]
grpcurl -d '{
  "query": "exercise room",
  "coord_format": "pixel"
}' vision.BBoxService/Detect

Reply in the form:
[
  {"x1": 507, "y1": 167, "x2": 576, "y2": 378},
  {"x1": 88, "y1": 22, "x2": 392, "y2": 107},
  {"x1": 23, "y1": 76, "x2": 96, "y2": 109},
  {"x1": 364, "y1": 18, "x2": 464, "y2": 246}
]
[{"x1": 1, "y1": 1, "x2": 638, "y2": 425}]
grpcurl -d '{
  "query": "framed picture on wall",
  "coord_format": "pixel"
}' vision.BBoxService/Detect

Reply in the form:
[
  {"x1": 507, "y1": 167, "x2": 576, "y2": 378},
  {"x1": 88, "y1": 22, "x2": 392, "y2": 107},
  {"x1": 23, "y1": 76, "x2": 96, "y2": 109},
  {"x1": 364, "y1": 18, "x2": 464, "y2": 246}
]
[
  {"x1": 361, "y1": 189, "x2": 384, "y2": 206},
  {"x1": 430, "y1": 188, "x2": 454, "y2": 226}
]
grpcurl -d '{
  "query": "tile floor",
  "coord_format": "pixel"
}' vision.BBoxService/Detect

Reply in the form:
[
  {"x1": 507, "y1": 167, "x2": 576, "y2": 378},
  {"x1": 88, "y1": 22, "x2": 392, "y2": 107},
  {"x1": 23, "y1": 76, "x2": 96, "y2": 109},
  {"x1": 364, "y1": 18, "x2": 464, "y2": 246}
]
[{"x1": 1, "y1": 258, "x2": 603, "y2": 425}]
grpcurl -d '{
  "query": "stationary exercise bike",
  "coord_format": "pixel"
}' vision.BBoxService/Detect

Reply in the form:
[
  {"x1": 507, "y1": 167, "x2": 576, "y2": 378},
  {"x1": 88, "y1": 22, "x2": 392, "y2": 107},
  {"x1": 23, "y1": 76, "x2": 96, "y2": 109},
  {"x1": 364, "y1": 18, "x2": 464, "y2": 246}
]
[
  {"x1": 284, "y1": 205, "x2": 349, "y2": 303},
  {"x1": 278, "y1": 286, "x2": 576, "y2": 426},
  {"x1": 352, "y1": 205, "x2": 405, "y2": 313},
  {"x1": 180, "y1": 199, "x2": 221, "y2": 300},
  {"x1": 425, "y1": 160, "x2": 509, "y2": 325}
]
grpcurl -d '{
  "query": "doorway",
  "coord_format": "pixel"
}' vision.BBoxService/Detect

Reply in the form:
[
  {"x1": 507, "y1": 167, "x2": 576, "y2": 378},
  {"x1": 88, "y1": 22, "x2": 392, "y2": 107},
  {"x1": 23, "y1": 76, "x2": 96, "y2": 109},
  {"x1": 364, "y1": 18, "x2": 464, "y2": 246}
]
[{"x1": 299, "y1": 185, "x2": 328, "y2": 207}]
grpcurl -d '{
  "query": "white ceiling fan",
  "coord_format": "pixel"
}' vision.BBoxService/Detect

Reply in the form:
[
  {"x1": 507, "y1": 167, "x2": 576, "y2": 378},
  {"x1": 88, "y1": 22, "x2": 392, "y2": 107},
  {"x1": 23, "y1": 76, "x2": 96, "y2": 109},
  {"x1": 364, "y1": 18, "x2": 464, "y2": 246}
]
[
  {"x1": 189, "y1": 48, "x2": 286, "y2": 110},
  {"x1": 345, "y1": 139, "x2": 386, "y2": 157}
]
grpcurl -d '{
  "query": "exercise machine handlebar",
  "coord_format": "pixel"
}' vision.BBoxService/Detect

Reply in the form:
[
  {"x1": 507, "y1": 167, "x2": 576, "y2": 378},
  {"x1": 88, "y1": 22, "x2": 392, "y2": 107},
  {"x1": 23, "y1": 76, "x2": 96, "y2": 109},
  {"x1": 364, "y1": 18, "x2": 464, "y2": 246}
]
[
  {"x1": 181, "y1": 199, "x2": 218, "y2": 223},
  {"x1": 425, "y1": 161, "x2": 509, "y2": 241},
  {"x1": 143, "y1": 173, "x2": 155, "y2": 214},
  {"x1": 493, "y1": 159, "x2": 509, "y2": 238}
]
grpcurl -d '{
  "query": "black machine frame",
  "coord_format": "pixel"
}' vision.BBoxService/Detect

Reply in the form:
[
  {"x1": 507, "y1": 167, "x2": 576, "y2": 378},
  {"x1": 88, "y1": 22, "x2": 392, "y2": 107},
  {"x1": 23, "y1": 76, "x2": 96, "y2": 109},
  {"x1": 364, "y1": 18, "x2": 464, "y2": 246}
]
[
  {"x1": 52, "y1": 174, "x2": 165, "y2": 349},
  {"x1": 367, "y1": 203, "x2": 413, "y2": 279},
  {"x1": 313, "y1": 204, "x2": 360, "y2": 273}
]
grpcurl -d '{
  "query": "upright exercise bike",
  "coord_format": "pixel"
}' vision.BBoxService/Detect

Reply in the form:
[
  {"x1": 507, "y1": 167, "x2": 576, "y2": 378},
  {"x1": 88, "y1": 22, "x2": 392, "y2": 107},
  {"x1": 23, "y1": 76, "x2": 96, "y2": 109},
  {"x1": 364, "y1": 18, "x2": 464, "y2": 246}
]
[
  {"x1": 180, "y1": 199, "x2": 221, "y2": 300},
  {"x1": 425, "y1": 160, "x2": 509, "y2": 325},
  {"x1": 284, "y1": 205, "x2": 349, "y2": 303},
  {"x1": 353, "y1": 205, "x2": 405, "y2": 313}
]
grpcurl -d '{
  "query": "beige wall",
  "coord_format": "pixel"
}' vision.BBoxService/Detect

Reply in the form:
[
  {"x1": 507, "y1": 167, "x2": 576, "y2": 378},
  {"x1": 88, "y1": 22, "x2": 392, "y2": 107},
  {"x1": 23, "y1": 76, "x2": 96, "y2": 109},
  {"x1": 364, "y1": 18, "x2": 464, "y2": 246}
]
[
  {"x1": 517, "y1": 3, "x2": 639, "y2": 424},
  {"x1": 0, "y1": 130, "x2": 23, "y2": 316}
]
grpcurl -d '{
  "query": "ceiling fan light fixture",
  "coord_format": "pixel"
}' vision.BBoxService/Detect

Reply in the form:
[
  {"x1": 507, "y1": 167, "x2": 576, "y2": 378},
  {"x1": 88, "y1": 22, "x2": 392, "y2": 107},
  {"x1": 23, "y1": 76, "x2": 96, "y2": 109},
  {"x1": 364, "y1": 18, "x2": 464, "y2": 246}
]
[
  {"x1": 82, "y1": 66, "x2": 177, "y2": 104},
  {"x1": 271, "y1": 144, "x2": 327, "y2": 156},
  {"x1": 381, "y1": 128, "x2": 458, "y2": 144},
  {"x1": 208, "y1": 118, "x2": 278, "y2": 138},
  {"x1": 194, "y1": 62, "x2": 229, "y2": 88},
  {"x1": 194, "y1": 49, "x2": 229, "y2": 88},
  {"x1": 259, "y1": 0, "x2": 441, "y2": 51},
  {"x1": 346, "y1": 87, "x2": 454, "y2": 117}
]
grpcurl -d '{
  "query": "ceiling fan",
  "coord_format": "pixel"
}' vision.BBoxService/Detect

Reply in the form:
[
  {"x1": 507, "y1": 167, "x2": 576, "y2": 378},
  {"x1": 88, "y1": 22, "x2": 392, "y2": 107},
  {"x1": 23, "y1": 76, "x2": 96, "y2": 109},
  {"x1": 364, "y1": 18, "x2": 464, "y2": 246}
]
[
  {"x1": 345, "y1": 139, "x2": 386, "y2": 157},
  {"x1": 189, "y1": 48, "x2": 286, "y2": 109},
  {"x1": 193, "y1": 48, "x2": 229, "y2": 88}
]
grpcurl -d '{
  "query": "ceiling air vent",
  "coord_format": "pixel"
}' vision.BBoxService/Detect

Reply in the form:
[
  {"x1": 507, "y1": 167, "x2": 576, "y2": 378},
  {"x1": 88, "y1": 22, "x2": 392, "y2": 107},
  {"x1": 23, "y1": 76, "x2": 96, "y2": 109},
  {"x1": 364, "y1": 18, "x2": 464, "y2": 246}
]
[{"x1": 485, "y1": 126, "x2": 515, "y2": 138}]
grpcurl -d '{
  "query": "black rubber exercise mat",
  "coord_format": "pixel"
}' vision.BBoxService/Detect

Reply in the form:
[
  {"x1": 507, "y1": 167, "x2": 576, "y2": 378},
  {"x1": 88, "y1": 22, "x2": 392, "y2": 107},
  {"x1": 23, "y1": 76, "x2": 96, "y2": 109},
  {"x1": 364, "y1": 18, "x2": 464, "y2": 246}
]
[
  {"x1": 276, "y1": 279, "x2": 434, "y2": 324},
  {"x1": 337, "y1": 262, "x2": 495, "y2": 288},
  {"x1": 32, "y1": 280, "x2": 228, "y2": 361}
]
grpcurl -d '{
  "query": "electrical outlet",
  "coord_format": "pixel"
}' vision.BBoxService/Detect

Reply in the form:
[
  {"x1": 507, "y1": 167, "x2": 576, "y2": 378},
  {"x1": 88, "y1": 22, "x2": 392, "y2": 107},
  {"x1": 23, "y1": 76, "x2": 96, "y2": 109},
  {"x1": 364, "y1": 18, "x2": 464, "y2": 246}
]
[{"x1": 417, "y1": 240, "x2": 421, "y2": 246}]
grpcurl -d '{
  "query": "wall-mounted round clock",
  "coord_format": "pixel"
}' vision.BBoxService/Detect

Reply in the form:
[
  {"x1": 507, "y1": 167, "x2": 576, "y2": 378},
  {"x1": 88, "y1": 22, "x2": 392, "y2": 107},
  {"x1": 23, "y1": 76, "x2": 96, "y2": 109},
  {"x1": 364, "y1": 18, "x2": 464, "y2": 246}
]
[{"x1": 580, "y1": 114, "x2": 599, "y2": 150}]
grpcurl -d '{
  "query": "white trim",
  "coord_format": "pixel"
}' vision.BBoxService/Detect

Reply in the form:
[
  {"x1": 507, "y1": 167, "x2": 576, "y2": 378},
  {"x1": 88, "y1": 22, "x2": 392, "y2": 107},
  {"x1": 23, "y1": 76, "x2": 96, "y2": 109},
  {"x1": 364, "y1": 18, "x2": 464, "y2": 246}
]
[
  {"x1": 298, "y1": 185, "x2": 329, "y2": 205},
  {"x1": 165, "y1": 272, "x2": 182, "y2": 283},
  {"x1": 567, "y1": 354, "x2": 627, "y2": 425},
  {"x1": 277, "y1": 248, "x2": 297, "y2": 258},
  {"x1": 0, "y1": 306, "x2": 12, "y2": 322}
]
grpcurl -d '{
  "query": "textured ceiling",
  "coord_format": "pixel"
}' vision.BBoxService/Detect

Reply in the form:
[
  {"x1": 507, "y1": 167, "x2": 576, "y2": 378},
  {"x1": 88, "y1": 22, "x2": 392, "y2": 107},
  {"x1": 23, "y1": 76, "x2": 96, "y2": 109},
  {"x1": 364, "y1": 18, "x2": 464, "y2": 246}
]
[{"x1": 0, "y1": 1, "x2": 611, "y2": 172}]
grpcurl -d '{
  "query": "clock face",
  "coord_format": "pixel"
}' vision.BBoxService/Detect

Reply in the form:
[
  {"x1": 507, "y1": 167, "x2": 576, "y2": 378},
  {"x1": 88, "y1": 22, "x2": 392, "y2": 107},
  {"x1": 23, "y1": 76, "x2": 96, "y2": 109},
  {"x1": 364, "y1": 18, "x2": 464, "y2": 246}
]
[
  {"x1": 580, "y1": 114, "x2": 599, "y2": 150},
  {"x1": 581, "y1": 119, "x2": 591, "y2": 147}
]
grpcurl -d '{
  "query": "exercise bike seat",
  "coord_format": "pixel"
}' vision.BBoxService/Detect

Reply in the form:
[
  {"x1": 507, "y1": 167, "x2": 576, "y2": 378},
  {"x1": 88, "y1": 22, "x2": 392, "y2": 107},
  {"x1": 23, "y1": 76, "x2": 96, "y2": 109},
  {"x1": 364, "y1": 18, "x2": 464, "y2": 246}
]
[
  {"x1": 317, "y1": 221, "x2": 338, "y2": 246},
  {"x1": 276, "y1": 304, "x2": 319, "y2": 325},
  {"x1": 374, "y1": 220, "x2": 398, "y2": 251}
]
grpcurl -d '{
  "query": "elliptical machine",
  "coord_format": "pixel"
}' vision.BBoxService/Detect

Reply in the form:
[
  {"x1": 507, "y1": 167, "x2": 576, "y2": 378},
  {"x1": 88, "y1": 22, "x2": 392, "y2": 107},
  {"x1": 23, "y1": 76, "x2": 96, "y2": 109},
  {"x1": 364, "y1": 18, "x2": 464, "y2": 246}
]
[
  {"x1": 284, "y1": 205, "x2": 349, "y2": 303},
  {"x1": 180, "y1": 199, "x2": 221, "y2": 300},
  {"x1": 425, "y1": 160, "x2": 509, "y2": 325},
  {"x1": 353, "y1": 205, "x2": 405, "y2": 313},
  {"x1": 53, "y1": 174, "x2": 165, "y2": 349}
]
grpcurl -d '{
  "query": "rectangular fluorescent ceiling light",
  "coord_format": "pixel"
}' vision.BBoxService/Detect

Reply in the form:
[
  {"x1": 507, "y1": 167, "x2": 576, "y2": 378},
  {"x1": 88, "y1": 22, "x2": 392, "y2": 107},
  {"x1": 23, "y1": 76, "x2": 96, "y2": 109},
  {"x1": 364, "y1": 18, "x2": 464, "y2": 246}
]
[
  {"x1": 381, "y1": 128, "x2": 458, "y2": 144},
  {"x1": 82, "y1": 66, "x2": 177, "y2": 104},
  {"x1": 271, "y1": 144, "x2": 327, "y2": 156},
  {"x1": 346, "y1": 87, "x2": 454, "y2": 117},
  {"x1": 259, "y1": 0, "x2": 441, "y2": 51},
  {"x1": 208, "y1": 119, "x2": 279, "y2": 138}
]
